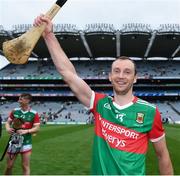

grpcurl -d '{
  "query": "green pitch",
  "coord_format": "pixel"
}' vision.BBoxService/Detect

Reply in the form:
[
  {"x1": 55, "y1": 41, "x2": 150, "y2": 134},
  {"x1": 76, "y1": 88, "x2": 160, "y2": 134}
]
[{"x1": 0, "y1": 124, "x2": 179, "y2": 175}]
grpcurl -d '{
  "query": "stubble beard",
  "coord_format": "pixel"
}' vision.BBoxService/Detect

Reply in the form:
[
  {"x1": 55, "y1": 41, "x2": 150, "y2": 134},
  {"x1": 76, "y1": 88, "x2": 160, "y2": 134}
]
[{"x1": 114, "y1": 83, "x2": 134, "y2": 96}]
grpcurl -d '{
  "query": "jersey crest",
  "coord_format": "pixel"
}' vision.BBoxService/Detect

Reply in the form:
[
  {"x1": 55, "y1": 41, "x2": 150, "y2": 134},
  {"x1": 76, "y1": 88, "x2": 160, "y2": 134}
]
[{"x1": 136, "y1": 112, "x2": 145, "y2": 124}]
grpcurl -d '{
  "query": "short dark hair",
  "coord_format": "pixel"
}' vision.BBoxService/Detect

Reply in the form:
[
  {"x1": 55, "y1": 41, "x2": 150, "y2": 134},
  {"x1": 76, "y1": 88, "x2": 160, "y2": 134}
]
[
  {"x1": 20, "y1": 93, "x2": 32, "y2": 102},
  {"x1": 113, "y1": 56, "x2": 137, "y2": 75}
]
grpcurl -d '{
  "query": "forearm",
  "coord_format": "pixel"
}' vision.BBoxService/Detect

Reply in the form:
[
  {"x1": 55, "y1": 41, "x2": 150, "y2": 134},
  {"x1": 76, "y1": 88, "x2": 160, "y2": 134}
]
[
  {"x1": 5, "y1": 122, "x2": 10, "y2": 131},
  {"x1": 153, "y1": 137, "x2": 174, "y2": 175},
  {"x1": 16, "y1": 125, "x2": 40, "y2": 135},
  {"x1": 5, "y1": 121, "x2": 14, "y2": 134},
  {"x1": 43, "y1": 33, "x2": 77, "y2": 77},
  {"x1": 158, "y1": 156, "x2": 173, "y2": 175},
  {"x1": 28, "y1": 125, "x2": 40, "y2": 134}
]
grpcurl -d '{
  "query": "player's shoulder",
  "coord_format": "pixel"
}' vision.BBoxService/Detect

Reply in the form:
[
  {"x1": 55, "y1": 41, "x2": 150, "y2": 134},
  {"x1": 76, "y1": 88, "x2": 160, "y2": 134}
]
[
  {"x1": 29, "y1": 108, "x2": 38, "y2": 114},
  {"x1": 13, "y1": 107, "x2": 21, "y2": 112},
  {"x1": 94, "y1": 92, "x2": 108, "y2": 102},
  {"x1": 136, "y1": 98, "x2": 156, "y2": 109}
]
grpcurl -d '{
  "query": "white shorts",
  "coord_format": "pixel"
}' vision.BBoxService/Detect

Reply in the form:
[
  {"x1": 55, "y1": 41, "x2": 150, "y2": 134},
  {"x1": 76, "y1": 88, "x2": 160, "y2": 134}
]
[{"x1": 8, "y1": 144, "x2": 32, "y2": 154}]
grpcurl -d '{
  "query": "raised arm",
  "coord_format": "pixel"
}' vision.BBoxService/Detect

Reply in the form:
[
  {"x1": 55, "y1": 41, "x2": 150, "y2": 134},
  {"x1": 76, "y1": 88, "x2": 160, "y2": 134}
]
[{"x1": 34, "y1": 15, "x2": 92, "y2": 107}]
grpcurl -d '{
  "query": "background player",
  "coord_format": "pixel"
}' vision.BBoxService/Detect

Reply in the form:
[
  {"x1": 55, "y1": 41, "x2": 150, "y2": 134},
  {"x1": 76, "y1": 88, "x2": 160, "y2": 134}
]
[{"x1": 4, "y1": 93, "x2": 40, "y2": 175}]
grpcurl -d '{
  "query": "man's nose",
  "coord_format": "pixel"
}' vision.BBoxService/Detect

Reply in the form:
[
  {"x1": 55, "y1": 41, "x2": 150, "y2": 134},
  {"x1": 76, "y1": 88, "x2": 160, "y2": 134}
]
[{"x1": 118, "y1": 72, "x2": 124, "y2": 78}]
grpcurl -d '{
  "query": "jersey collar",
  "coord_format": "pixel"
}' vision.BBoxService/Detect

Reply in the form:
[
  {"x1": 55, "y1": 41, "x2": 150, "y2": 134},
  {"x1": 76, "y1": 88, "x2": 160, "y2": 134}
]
[
  {"x1": 112, "y1": 96, "x2": 138, "y2": 110},
  {"x1": 20, "y1": 107, "x2": 31, "y2": 113}
]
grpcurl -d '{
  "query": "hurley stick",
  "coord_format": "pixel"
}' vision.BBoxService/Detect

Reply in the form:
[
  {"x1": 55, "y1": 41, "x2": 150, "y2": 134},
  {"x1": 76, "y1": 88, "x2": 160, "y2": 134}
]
[{"x1": 2, "y1": 0, "x2": 67, "y2": 64}]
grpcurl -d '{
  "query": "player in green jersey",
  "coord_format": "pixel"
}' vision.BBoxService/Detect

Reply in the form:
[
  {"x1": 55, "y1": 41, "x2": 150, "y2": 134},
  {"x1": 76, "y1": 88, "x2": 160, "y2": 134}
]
[
  {"x1": 33, "y1": 15, "x2": 173, "y2": 175},
  {"x1": 4, "y1": 93, "x2": 40, "y2": 175}
]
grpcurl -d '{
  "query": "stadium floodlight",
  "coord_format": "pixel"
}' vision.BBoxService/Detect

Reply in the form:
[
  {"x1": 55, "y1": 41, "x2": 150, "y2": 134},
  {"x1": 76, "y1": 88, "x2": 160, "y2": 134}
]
[
  {"x1": 147, "y1": 57, "x2": 168, "y2": 61},
  {"x1": 84, "y1": 23, "x2": 115, "y2": 33},
  {"x1": 53, "y1": 24, "x2": 79, "y2": 33},
  {"x1": 121, "y1": 23, "x2": 152, "y2": 33},
  {"x1": 173, "y1": 57, "x2": 180, "y2": 61},
  {"x1": 130, "y1": 57, "x2": 143, "y2": 60},
  {"x1": 95, "y1": 57, "x2": 115, "y2": 61},
  {"x1": 158, "y1": 24, "x2": 180, "y2": 33}
]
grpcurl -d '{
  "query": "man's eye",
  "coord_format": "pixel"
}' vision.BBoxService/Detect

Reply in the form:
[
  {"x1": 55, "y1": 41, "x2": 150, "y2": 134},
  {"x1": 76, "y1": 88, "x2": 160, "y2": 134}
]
[
  {"x1": 125, "y1": 70, "x2": 131, "y2": 74},
  {"x1": 114, "y1": 70, "x2": 119, "y2": 73}
]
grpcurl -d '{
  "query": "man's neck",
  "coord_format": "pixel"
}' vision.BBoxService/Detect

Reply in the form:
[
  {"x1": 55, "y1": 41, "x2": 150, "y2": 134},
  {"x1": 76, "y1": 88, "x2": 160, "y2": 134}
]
[
  {"x1": 21, "y1": 105, "x2": 29, "y2": 112},
  {"x1": 114, "y1": 91, "x2": 134, "y2": 106}
]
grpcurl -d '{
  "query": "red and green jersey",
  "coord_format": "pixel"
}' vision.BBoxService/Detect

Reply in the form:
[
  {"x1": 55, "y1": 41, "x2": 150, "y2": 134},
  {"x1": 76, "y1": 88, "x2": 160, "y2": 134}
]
[
  {"x1": 90, "y1": 92, "x2": 164, "y2": 175},
  {"x1": 9, "y1": 108, "x2": 40, "y2": 145}
]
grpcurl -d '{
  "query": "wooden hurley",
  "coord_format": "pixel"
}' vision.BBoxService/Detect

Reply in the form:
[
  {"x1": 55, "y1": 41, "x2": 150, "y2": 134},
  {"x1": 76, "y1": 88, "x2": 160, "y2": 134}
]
[{"x1": 2, "y1": 0, "x2": 67, "y2": 64}]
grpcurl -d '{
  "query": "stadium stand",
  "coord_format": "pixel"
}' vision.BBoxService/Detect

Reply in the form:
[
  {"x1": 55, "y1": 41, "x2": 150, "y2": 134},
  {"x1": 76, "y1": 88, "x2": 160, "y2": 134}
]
[
  {"x1": 0, "y1": 100, "x2": 93, "y2": 124},
  {"x1": 0, "y1": 60, "x2": 180, "y2": 79},
  {"x1": 157, "y1": 101, "x2": 179, "y2": 123},
  {"x1": 1, "y1": 23, "x2": 180, "y2": 59},
  {"x1": 0, "y1": 100, "x2": 179, "y2": 124}
]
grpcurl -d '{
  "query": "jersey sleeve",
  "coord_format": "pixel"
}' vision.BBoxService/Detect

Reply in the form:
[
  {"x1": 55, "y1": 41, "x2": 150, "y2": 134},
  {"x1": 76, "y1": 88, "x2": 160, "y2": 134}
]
[
  {"x1": 148, "y1": 107, "x2": 165, "y2": 142},
  {"x1": 90, "y1": 91, "x2": 106, "y2": 114},
  {"x1": 33, "y1": 113, "x2": 40, "y2": 125},
  {"x1": 8, "y1": 111, "x2": 14, "y2": 121}
]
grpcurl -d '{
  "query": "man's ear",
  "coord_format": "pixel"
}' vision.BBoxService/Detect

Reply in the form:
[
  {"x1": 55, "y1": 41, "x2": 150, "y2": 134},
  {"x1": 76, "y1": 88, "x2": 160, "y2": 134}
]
[
  {"x1": 133, "y1": 74, "x2": 138, "y2": 83},
  {"x1": 109, "y1": 73, "x2": 112, "y2": 82}
]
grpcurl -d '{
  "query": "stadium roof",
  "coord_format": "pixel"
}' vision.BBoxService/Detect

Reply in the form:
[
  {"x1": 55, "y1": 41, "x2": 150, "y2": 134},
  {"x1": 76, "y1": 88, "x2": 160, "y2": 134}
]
[{"x1": 0, "y1": 23, "x2": 180, "y2": 60}]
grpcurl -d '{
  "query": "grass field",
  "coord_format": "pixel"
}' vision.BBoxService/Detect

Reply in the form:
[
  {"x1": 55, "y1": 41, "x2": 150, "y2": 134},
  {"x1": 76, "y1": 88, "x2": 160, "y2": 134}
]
[{"x1": 0, "y1": 124, "x2": 179, "y2": 175}]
